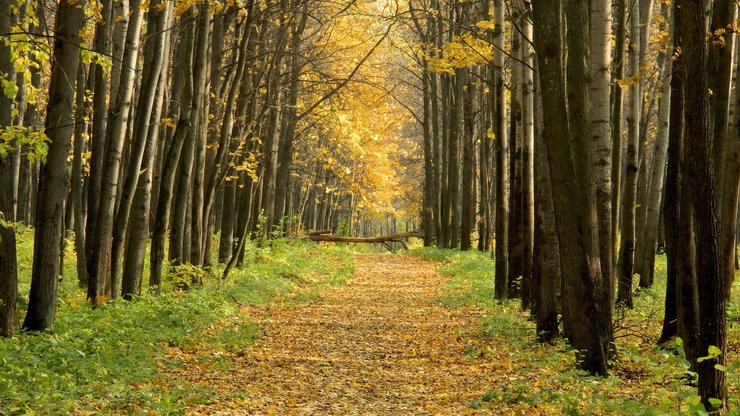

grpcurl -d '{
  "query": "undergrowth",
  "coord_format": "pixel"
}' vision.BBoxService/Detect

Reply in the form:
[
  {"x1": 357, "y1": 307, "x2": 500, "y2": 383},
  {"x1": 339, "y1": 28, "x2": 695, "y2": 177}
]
[
  {"x1": 410, "y1": 246, "x2": 740, "y2": 415},
  {"x1": 0, "y1": 228, "x2": 354, "y2": 415}
]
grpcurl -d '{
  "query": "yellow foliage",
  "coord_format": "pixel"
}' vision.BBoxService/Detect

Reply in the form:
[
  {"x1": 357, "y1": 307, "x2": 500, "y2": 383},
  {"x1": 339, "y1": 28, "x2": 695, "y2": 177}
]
[{"x1": 427, "y1": 34, "x2": 492, "y2": 74}]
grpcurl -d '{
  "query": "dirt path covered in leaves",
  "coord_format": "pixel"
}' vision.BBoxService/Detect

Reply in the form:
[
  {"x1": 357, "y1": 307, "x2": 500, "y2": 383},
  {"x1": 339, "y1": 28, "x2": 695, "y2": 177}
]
[{"x1": 184, "y1": 254, "x2": 498, "y2": 415}]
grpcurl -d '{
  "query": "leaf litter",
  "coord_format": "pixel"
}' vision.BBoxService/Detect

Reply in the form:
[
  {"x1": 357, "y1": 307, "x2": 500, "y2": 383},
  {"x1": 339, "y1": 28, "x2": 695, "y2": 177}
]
[{"x1": 167, "y1": 254, "x2": 517, "y2": 415}]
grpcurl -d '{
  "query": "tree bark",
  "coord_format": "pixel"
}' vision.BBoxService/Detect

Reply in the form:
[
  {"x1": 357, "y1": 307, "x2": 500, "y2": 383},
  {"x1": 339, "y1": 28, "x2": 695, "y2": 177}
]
[
  {"x1": 23, "y1": 0, "x2": 85, "y2": 330},
  {"x1": 589, "y1": 0, "x2": 614, "y2": 316},
  {"x1": 0, "y1": 0, "x2": 18, "y2": 337},
  {"x1": 519, "y1": 1, "x2": 535, "y2": 309},
  {"x1": 460, "y1": 70, "x2": 476, "y2": 251},
  {"x1": 493, "y1": 0, "x2": 509, "y2": 299},
  {"x1": 611, "y1": 0, "x2": 626, "y2": 267},
  {"x1": 71, "y1": 64, "x2": 89, "y2": 289},
  {"x1": 533, "y1": 65, "x2": 560, "y2": 342},
  {"x1": 641, "y1": 20, "x2": 672, "y2": 287},
  {"x1": 88, "y1": 0, "x2": 144, "y2": 303},
  {"x1": 676, "y1": 0, "x2": 728, "y2": 410},
  {"x1": 150, "y1": 14, "x2": 196, "y2": 291},
  {"x1": 111, "y1": 0, "x2": 171, "y2": 298},
  {"x1": 617, "y1": 0, "x2": 640, "y2": 308},
  {"x1": 533, "y1": 0, "x2": 610, "y2": 375}
]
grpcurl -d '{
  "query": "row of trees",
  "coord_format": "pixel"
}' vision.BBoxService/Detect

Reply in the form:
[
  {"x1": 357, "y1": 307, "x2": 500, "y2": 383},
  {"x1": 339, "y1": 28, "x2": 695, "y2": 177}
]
[
  {"x1": 0, "y1": 0, "x2": 417, "y2": 334},
  {"x1": 402, "y1": 0, "x2": 735, "y2": 412},
  {"x1": 0, "y1": 0, "x2": 736, "y2": 412}
]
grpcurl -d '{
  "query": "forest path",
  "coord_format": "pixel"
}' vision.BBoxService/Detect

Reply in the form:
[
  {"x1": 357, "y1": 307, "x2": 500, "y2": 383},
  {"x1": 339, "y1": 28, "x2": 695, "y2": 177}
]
[{"x1": 182, "y1": 253, "x2": 499, "y2": 415}]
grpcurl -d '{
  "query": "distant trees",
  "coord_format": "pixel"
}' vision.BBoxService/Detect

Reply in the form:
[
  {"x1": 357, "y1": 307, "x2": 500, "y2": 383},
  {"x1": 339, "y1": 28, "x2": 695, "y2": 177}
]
[
  {"x1": 1, "y1": 0, "x2": 416, "y2": 332},
  {"x1": 0, "y1": 0, "x2": 736, "y2": 412}
]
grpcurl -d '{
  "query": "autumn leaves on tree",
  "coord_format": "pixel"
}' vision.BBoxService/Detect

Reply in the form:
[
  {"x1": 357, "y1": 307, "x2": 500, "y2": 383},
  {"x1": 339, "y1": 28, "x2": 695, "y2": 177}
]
[{"x1": 0, "y1": 0, "x2": 737, "y2": 413}]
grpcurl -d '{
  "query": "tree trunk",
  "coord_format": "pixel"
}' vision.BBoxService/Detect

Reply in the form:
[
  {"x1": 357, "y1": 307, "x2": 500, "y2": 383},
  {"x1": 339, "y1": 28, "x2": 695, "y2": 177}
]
[
  {"x1": 121, "y1": 67, "x2": 167, "y2": 299},
  {"x1": 460, "y1": 70, "x2": 475, "y2": 251},
  {"x1": 611, "y1": 0, "x2": 626, "y2": 266},
  {"x1": 150, "y1": 15, "x2": 196, "y2": 291},
  {"x1": 716, "y1": 3, "x2": 740, "y2": 301},
  {"x1": 662, "y1": 11, "x2": 696, "y2": 353},
  {"x1": 677, "y1": 0, "x2": 729, "y2": 410},
  {"x1": 533, "y1": 0, "x2": 610, "y2": 375},
  {"x1": 641, "y1": 21, "x2": 672, "y2": 287},
  {"x1": 589, "y1": 0, "x2": 614, "y2": 317},
  {"x1": 533, "y1": 65, "x2": 560, "y2": 342},
  {"x1": 111, "y1": 0, "x2": 171, "y2": 298},
  {"x1": 493, "y1": 0, "x2": 509, "y2": 299},
  {"x1": 23, "y1": 0, "x2": 85, "y2": 331},
  {"x1": 422, "y1": 61, "x2": 434, "y2": 246},
  {"x1": 520, "y1": 2, "x2": 535, "y2": 309},
  {"x1": 88, "y1": 0, "x2": 144, "y2": 303},
  {"x1": 72, "y1": 65, "x2": 89, "y2": 289},
  {"x1": 0, "y1": 0, "x2": 18, "y2": 337},
  {"x1": 447, "y1": 64, "x2": 463, "y2": 249},
  {"x1": 85, "y1": 0, "x2": 113, "y2": 281},
  {"x1": 508, "y1": 13, "x2": 523, "y2": 297},
  {"x1": 617, "y1": 0, "x2": 640, "y2": 308}
]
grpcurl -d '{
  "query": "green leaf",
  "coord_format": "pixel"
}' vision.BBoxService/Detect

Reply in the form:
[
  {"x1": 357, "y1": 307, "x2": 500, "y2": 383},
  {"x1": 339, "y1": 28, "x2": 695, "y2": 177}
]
[
  {"x1": 675, "y1": 337, "x2": 683, "y2": 348},
  {"x1": 697, "y1": 345, "x2": 722, "y2": 362},
  {"x1": 708, "y1": 398, "x2": 723, "y2": 408}
]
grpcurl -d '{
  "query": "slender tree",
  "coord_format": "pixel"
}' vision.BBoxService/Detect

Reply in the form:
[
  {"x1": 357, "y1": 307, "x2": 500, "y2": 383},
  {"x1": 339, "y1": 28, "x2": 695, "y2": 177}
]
[{"x1": 0, "y1": 0, "x2": 19, "y2": 337}]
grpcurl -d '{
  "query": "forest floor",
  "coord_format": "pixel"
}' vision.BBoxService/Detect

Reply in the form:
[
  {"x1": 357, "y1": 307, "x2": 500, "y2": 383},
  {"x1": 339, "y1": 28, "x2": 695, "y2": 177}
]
[
  {"x1": 2, "y1": 235, "x2": 737, "y2": 414},
  {"x1": 164, "y1": 248, "x2": 740, "y2": 416},
  {"x1": 171, "y1": 253, "x2": 500, "y2": 415}
]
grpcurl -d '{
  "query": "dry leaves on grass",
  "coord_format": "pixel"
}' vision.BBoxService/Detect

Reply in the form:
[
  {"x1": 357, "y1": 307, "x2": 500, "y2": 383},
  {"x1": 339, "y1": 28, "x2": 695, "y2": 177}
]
[{"x1": 166, "y1": 254, "x2": 551, "y2": 415}]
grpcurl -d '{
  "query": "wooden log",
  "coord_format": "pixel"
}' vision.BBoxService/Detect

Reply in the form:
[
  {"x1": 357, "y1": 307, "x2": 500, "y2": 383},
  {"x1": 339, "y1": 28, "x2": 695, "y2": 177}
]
[
  {"x1": 308, "y1": 230, "x2": 333, "y2": 236},
  {"x1": 307, "y1": 232, "x2": 424, "y2": 251}
]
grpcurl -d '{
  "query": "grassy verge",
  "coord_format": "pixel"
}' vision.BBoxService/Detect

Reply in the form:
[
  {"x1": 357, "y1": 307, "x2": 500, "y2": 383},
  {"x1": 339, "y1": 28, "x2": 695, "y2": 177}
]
[
  {"x1": 1, "y1": 229, "x2": 354, "y2": 415},
  {"x1": 409, "y1": 246, "x2": 740, "y2": 415}
]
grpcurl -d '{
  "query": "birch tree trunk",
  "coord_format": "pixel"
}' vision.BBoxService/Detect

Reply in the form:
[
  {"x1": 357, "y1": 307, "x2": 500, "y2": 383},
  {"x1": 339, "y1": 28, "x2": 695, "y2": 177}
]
[
  {"x1": 589, "y1": 0, "x2": 614, "y2": 315},
  {"x1": 150, "y1": 14, "x2": 196, "y2": 291},
  {"x1": 617, "y1": 0, "x2": 641, "y2": 308},
  {"x1": 88, "y1": 0, "x2": 144, "y2": 303},
  {"x1": 641, "y1": 16, "x2": 672, "y2": 287},
  {"x1": 120, "y1": 0, "x2": 173, "y2": 298},
  {"x1": 520, "y1": 1, "x2": 535, "y2": 309},
  {"x1": 611, "y1": 0, "x2": 626, "y2": 261}
]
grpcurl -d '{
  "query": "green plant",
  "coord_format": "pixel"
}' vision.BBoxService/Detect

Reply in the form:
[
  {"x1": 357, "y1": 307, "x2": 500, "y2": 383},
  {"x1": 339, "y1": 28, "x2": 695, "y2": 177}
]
[
  {"x1": 0, "y1": 231, "x2": 355, "y2": 414},
  {"x1": 163, "y1": 263, "x2": 210, "y2": 291}
]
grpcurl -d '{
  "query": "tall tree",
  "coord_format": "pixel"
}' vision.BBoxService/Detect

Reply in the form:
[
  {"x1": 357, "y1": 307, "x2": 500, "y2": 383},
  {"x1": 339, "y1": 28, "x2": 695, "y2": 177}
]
[
  {"x1": 519, "y1": 0, "x2": 535, "y2": 309},
  {"x1": 0, "y1": 0, "x2": 19, "y2": 337},
  {"x1": 617, "y1": 0, "x2": 640, "y2": 308},
  {"x1": 492, "y1": 0, "x2": 509, "y2": 299},
  {"x1": 641, "y1": 8, "x2": 672, "y2": 287},
  {"x1": 87, "y1": 0, "x2": 145, "y2": 303},
  {"x1": 532, "y1": 0, "x2": 611, "y2": 375},
  {"x1": 676, "y1": 0, "x2": 729, "y2": 410},
  {"x1": 589, "y1": 0, "x2": 613, "y2": 314},
  {"x1": 23, "y1": 0, "x2": 85, "y2": 330}
]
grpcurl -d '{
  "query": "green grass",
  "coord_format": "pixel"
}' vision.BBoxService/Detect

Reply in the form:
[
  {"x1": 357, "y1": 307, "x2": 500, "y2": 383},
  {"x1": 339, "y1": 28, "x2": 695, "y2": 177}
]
[
  {"x1": 411, "y1": 246, "x2": 740, "y2": 415},
  {"x1": 0, "y1": 229, "x2": 354, "y2": 415}
]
